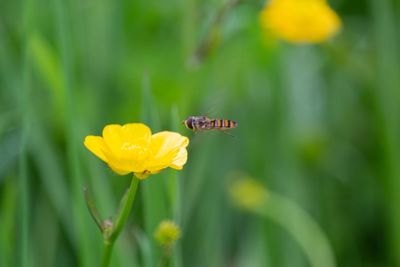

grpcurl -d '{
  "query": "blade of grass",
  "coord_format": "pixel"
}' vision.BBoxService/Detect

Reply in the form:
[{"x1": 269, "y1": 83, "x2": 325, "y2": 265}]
[
  {"x1": 370, "y1": 0, "x2": 400, "y2": 264},
  {"x1": 28, "y1": 33, "x2": 66, "y2": 123},
  {"x1": 255, "y1": 191, "x2": 336, "y2": 267},
  {"x1": 52, "y1": 0, "x2": 99, "y2": 265},
  {"x1": 167, "y1": 106, "x2": 183, "y2": 220},
  {"x1": 181, "y1": 134, "x2": 214, "y2": 229},
  {"x1": 0, "y1": 130, "x2": 20, "y2": 181},
  {"x1": 0, "y1": 176, "x2": 18, "y2": 267},
  {"x1": 134, "y1": 228, "x2": 153, "y2": 267},
  {"x1": 19, "y1": 0, "x2": 36, "y2": 265},
  {"x1": 29, "y1": 124, "x2": 76, "y2": 245},
  {"x1": 168, "y1": 106, "x2": 183, "y2": 267},
  {"x1": 235, "y1": 221, "x2": 268, "y2": 267},
  {"x1": 140, "y1": 74, "x2": 168, "y2": 267},
  {"x1": 31, "y1": 190, "x2": 60, "y2": 267}
]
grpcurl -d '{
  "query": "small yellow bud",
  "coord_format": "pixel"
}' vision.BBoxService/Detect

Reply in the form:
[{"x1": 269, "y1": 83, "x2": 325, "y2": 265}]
[
  {"x1": 154, "y1": 220, "x2": 181, "y2": 246},
  {"x1": 229, "y1": 177, "x2": 268, "y2": 210}
]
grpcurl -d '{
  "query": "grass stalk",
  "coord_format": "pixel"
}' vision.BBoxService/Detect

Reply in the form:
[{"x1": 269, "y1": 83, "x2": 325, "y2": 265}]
[
  {"x1": 52, "y1": 0, "x2": 97, "y2": 265},
  {"x1": 255, "y1": 192, "x2": 336, "y2": 267},
  {"x1": 370, "y1": 0, "x2": 400, "y2": 263},
  {"x1": 140, "y1": 74, "x2": 167, "y2": 266},
  {"x1": 19, "y1": 0, "x2": 36, "y2": 265}
]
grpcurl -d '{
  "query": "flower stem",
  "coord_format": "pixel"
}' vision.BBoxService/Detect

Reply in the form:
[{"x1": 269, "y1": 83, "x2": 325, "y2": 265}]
[
  {"x1": 101, "y1": 177, "x2": 139, "y2": 267},
  {"x1": 101, "y1": 241, "x2": 114, "y2": 267}
]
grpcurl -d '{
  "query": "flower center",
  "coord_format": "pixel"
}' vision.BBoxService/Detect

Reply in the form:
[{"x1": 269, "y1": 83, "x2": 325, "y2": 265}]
[
  {"x1": 120, "y1": 142, "x2": 150, "y2": 160},
  {"x1": 121, "y1": 142, "x2": 142, "y2": 151}
]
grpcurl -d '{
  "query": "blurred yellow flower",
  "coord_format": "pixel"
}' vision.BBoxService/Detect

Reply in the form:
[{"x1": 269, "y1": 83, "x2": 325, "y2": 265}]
[
  {"x1": 84, "y1": 123, "x2": 189, "y2": 179},
  {"x1": 260, "y1": 0, "x2": 341, "y2": 44},
  {"x1": 229, "y1": 177, "x2": 268, "y2": 210},
  {"x1": 154, "y1": 220, "x2": 181, "y2": 246}
]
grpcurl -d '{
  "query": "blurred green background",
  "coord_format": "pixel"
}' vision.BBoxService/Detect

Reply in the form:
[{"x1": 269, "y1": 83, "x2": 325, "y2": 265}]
[{"x1": 1, "y1": 0, "x2": 400, "y2": 266}]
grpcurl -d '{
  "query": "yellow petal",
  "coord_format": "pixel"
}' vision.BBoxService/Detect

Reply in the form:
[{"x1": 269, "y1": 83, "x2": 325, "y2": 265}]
[
  {"x1": 170, "y1": 148, "x2": 188, "y2": 170},
  {"x1": 102, "y1": 123, "x2": 152, "y2": 173},
  {"x1": 145, "y1": 132, "x2": 189, "y2": 172},
  {"x1": 84, "y1": 136, "x2": 108, "y2": 162},
  {"x1": 102, "y1": 124, "x2": 124, "y2": 157},
  {"x1": 150, "y1": 132, "x2": 189, "y2": 158},
  {"x1": 120, "y1": 123, "x2": 152, "y2": 145},
  {"x1": 102, "y1": 123, "x2": 151, "y2": 154},
  {"x1": 108, "y1": 163, "x2": 132, "y2": 175}
]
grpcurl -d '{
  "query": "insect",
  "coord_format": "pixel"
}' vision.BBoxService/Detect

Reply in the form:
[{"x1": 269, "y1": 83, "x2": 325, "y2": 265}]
[{"x1": 182, "y1": 116, "x2": 238, "y2": 134}]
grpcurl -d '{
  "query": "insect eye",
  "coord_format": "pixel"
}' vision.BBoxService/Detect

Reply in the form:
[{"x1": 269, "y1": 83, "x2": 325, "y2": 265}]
[{"x1": 187, "y1": 117, "x2": 193, "y2": 129}]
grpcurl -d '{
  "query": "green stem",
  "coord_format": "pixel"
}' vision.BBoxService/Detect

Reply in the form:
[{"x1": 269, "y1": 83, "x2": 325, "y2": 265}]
[
  {"x1": 20, "y1": 0, "x2": 35, "y2": 266},
  {"x1": 157, "y1": 253, "x2": 168, "y2": 267},
  {"x1": 101, "y1": 241, "x2": 114, "y2": 267},
  {"x1": 101, "y1": 177, "x2": 139, "y2": 267},
  {"x1": 84, "y1": 187, "x2": 104, "y2": 233}
]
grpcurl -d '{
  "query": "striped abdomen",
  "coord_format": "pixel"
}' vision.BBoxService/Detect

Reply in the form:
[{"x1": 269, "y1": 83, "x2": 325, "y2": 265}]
[{"x1": 210, "y1": 119, "x2": 237, "y2": 130}]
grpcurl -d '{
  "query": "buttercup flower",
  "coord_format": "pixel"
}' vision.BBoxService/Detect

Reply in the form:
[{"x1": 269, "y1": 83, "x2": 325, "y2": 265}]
[
  {"x1": 260, "y1": 0, "x2": 341, "y2": 44},
  {"x1": 154, "y1": 220, "x2": 181, "y2": 246},
  {"x1": 84, "y1": 123, "x2": 189, "y2": 179}
]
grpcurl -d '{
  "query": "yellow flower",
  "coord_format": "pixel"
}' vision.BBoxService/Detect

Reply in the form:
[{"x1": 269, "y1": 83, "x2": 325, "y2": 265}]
[
  {"x1": 154, "y1": 220, "x2": 181, "y2": 246},
  {"x1": 84, "y1": 123, "x2": 189, "y2": 179},
  {"x1": 229, "y1": 177, "x2": 268, "y2": 210},
  {"x1": 260, "y1": 0, "x2": 341, "y2": 44}
]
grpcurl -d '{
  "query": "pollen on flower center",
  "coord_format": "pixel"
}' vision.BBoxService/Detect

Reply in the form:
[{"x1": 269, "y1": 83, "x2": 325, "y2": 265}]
[
  {"x1": 120, "y1": 142, "x2": 150, "y2": 161},
  {"x1": 121, "y1": 142, "x2": 142, "y2": 151}
]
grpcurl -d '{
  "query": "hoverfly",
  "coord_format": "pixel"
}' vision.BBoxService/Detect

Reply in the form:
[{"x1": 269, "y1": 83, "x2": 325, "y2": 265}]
[{"x1": 182, "y1": 116, "x2": 238, "y2": 134}]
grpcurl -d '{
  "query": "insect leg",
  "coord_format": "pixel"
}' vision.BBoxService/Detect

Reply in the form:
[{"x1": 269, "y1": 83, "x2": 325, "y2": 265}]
[{"x1": 219, "y1": 130, "x2": 235, "y2": 138}]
